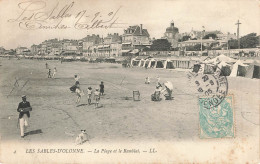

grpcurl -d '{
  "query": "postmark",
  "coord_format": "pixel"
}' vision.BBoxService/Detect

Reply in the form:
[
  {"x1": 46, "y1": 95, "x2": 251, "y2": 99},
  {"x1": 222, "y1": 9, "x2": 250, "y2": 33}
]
[
  {"x1": 198, "y1": 95, "x2": 235, "y2": 139},
  {"x1": 187, "y1": 66, "x2": 228, "y2": 109}
]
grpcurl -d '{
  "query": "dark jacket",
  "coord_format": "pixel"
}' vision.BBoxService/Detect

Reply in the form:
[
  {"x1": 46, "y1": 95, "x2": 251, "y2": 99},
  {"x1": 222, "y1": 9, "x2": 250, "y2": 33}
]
[
  {"x1": 17, "y1": 101, "x2": 31, "y2": 118},
  {"x1": 100, "y1": 84, "x2": 104, "y2": 92}
]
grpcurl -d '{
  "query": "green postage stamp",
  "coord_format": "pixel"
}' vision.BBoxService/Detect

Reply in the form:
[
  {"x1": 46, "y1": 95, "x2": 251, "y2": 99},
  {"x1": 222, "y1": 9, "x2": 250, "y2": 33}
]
[{"x1": 199, "y1": 95, "x2": 235, "y2": 139}]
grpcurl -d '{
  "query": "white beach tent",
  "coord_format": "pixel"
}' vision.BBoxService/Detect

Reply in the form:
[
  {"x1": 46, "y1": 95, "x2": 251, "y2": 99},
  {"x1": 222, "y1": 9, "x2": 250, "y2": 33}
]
[
  {"x1": 131, "y1": 58, "x2": 140, "y2": 66},
  {"x1": 206, "y1": 54, "x2": 236, "y2": 64},
  {"x1": 217, "y1": 61, "x2": 230, "y2": 69},
  {"x1": 142, "y1": 59, "x2": 149, "y2": 68},
  {"x1": 147, "y1": 58, "x2": 156, "y2": 68},
  {"x1": 130, "y1": 58, "x2": 135, "y2": 66},
  {"x1": 138, "y1": 59, "x2": 145, "y2": 67},
  {"x1": 230, "y1": 60, "x2": 248, "y2": 77},
  {"x1": 163, "y1": 59, "x2": 174, "y2": 69}
]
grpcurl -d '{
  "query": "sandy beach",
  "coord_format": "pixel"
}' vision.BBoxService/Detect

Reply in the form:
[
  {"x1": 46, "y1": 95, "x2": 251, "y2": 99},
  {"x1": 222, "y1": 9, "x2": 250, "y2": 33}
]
[{"x1": 0, "y1": 58, "x2": 259, "y2": 163}]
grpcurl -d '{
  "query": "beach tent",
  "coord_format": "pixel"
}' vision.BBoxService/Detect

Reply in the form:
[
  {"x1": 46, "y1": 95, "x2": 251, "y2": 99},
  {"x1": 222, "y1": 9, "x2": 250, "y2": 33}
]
[
  {"x1": 163, "y1": 59, "x2": 174, "y2": 69},
  {"x1": 230, "y1": 60, "x2": 248, "y2": 77},
  {"x1": 143, "y1": 59, "x2": 150, "y2": 68},
  {"x1": 217, "y1": 61, "x2": 232, "y2": 76},
  {"x1": 138, "y1": 59, "x2": 145, "y2": 67},
  {"x1": 131, "y1": 58, "x2": 140, "y2": 66},
  {"x1": 130, "y1": 58, "x2": 135, "y2": 66},
  {"x1": 245, "y1": 61, "x2": 260, "y2": 79},
  {"x1": 206, "y1": 54, "x2": 236, "y2": 64},
  {"x1": 155, "y1": 59, "x2": 165, "y2": 68},
  {"x1": 148, "y1": 59, "x2": 156, "y2": 68}
]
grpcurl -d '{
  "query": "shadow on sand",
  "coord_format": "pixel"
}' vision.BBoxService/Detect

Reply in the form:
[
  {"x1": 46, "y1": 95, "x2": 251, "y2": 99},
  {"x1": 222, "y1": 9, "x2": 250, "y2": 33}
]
[{"x1": 25, "y1": 129, "x2": 43, "y2": 136}]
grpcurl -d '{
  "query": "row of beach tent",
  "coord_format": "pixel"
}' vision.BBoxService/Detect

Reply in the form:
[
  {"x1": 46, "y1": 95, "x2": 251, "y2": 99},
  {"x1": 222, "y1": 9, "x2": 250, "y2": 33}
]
[
  {"x1": 192, "y1": 54, "x2": 260, "y2": 79},
  {"x1": 130, "y1": 58, "x2": 195, "y2": 69},
  {"x1": 130, "y1": 55, "x2": 260, "y2": 79}
]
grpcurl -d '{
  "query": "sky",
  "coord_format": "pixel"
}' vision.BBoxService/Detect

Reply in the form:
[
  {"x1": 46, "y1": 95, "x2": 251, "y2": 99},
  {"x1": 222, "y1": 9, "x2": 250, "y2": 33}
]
[{"x1": 0, "y1": 0, "x2": 259, "y2": 49}]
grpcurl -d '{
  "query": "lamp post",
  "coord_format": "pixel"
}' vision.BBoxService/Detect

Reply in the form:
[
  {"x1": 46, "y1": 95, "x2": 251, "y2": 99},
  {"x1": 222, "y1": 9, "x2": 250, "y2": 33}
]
[
  {"x1": 235, "y1": 20, "x2": 241, "y2": 49},
  {"x1": 201, "y1": 26, "x2": 205, "y2": 55}
]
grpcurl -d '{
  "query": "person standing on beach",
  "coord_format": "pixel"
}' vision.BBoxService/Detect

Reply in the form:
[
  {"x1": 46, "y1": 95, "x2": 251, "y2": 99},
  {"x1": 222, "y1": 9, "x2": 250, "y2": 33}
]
[
  {"x1": 17, "y1": 95, "x2": 32, "y2": 138},
  {"x1": 145, "y1": 77, "x2": 150, "y2": 84},
  {"x1": 87, "y1": 87, "x2": 93, "y2": 105},
  {"x1": 75, "y1": 83, "x2": 84, "y2": 104},
  {"x1": 47, "y1": 69, "x2": 52, "y2": 78},
  {"x1": 94, "y1": 89, "x2": 100, "y2": 108},
  {"x1": 100, "y1": 81, "x2": 104, "y2": 95},
  {"x1": 157, "y1": 76, "x2": 160, "y2": 84},
  {"x1": 74, "y1": 75, "x2": 80, "y2": 84},
  {"x1": 52, "y1": 67, "x2": 57, "y2": 78},
  {"x1": 45, "y1": 62, "x2": 48, "y2": 69}
]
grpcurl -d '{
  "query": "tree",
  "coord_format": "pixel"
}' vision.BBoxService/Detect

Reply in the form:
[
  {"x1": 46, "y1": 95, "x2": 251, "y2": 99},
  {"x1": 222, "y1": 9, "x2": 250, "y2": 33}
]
[
  {"x1": 228, "y1": 39, "x2": 238, "y2": 49},
  {"x1": 240, "y1": 33, "x2": 259, "y2": 48},
  {"x1": 150, "y1": 39, "x2": 171, "y2": 51},
  {"x1": 228, "y1": 33, "x2": 259, "y2": 49},
  {"x1": 203, "y1": 33, "x2": 217, "y2": 39}
]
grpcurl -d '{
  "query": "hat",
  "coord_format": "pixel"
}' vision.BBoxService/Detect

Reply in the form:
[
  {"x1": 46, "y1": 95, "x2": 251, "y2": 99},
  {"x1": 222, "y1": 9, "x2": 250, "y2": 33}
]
[
  {"x1": 88, "y1": 87, "x2": 92, "y2": 89},
  {"x1": 96, "y1": 88, "x2": 99, "y2": 91},
  {"x1": 22, "y1": 95, "x2": 26, "y2": 98}
]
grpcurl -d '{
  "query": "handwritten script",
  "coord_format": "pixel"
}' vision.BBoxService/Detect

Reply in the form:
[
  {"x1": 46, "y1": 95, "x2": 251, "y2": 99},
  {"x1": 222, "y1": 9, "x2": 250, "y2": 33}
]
[{"x1": 8, "y1": 1, "x2": 123, "y2": 30}]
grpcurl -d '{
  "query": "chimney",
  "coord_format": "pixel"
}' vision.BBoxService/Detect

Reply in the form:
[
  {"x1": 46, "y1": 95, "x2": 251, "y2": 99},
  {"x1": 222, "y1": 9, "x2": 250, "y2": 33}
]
[{"x1": 140, "y1": 24, "x2": 143, "y2": 35}]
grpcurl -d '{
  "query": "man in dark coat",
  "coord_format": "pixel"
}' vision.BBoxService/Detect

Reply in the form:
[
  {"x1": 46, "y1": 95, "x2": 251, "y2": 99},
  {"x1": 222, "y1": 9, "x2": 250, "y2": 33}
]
[{"x1": 17, "y1": 95, "x2": 32, "y2": 138}]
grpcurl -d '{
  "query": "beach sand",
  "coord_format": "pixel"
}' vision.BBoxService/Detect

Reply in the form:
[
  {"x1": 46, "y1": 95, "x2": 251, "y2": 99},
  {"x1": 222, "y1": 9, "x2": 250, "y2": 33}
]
[{"x1": 0, "y1": 58, "x2": 259, "y2": 163}]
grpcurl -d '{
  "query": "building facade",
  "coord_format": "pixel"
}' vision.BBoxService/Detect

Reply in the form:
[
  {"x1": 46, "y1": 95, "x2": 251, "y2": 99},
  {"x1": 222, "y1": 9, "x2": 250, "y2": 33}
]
[
  {"x1": 122, "y1": 24, "x2": 150, "y2": 55},
  {"x1": 163, "y1": 21, "x2": 180, "y2": 48}
]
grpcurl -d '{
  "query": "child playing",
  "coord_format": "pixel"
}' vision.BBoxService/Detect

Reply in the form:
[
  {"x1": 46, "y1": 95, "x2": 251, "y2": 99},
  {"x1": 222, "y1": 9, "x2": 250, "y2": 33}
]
[
  {"x1": 74, "y1": 75, "x2": 80, "y2": 84},
  {"x1": 52, "y1": 67, "x2": 57, "y2": 78},
  {"x1": 87, "y1": 87, "x2": 92, "y2": 105},
  {"x1": 145, "y1": 76, "x2": 150, "y2": 84},
  {"x1": 99, "y1": 81, "x2": 104, "y2": 95},
  {"x1": 75, "y1": 83, "x2": 84, "y2": 104},
  {"x1": 94, "y1": 88, "x2": 100, "y2": 108}
]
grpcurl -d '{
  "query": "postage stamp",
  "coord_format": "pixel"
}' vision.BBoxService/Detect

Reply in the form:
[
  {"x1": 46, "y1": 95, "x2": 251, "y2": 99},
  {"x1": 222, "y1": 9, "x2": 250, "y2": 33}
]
[{"x1": 198, "y1": 95, "x2": 235, "y2": 139}]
